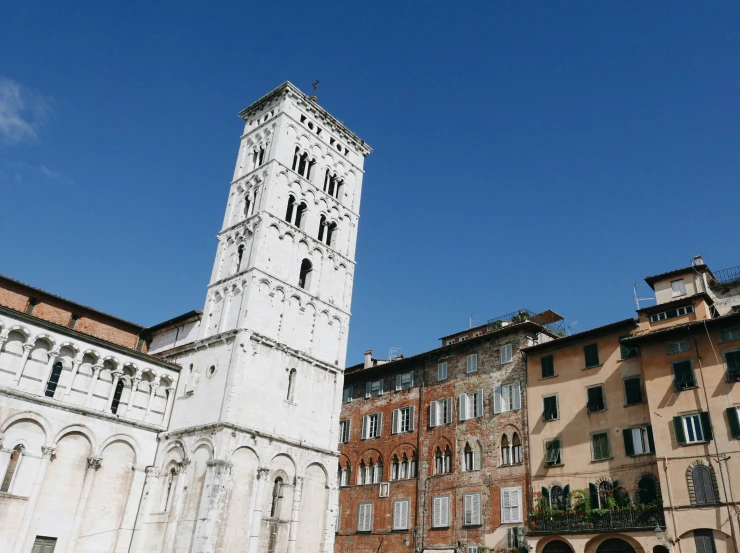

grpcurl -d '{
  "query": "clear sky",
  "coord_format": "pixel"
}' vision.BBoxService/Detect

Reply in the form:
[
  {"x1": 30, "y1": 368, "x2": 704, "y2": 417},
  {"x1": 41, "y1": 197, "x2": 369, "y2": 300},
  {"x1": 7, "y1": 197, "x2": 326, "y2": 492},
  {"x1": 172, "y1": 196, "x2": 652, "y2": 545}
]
[{"x1": 1, "y1": 2, "x2": 738, "y2": 365}]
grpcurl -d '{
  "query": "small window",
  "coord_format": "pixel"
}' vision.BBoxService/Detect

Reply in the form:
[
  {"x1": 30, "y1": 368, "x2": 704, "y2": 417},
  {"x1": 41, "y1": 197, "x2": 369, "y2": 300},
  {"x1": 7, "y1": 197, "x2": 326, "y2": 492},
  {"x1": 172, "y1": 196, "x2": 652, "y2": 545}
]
[
  {"x1": 395, "y1": 371, "x2": 413, "y2": 391},
  {"x1": 592, "y1": 432, "x2": 610, "y2": 461},
  {"x1": 466, "y1": 354, "x2": 478, "y2": 374},
  {"x1": 44, "y1": 361, "x2": 64, "y2": 398},
  {"x1": 500, "y1": 487, "x2": 522, "y2": 523},
  {"x1": 361, "y1": 413, "x2": 382, "y2": 440},
  {"x1": 543, "y1": 395, "x2": 559, "y2": 420},
  {"x1": 392, "y1": 406, "x2": 414, "y2": 434},
  {"x1": 624, "y1": 376, "x2": 644, "y2": 405},
  {"x1": 430, "y1": 398, "x2": 453, "y2": 427},
  {"x1": 298, "y1": 259, "x2": 313, "y2": 290},
  {"x1": 365, "y1": 379, "x2": 383, "y2": 397},
  {"x1": 545, "y1": 439, "x2": 562, "y2": 466},
  {"x1": 342, "y1": 386, "x2": 353, "y2": 403},
  {"x1": 270, "y1": 477, "x2": 284, "y2": 518},
  {"x1": 584, "y1": 343, "x2": 600, "y2": 368},
  {"x1": 541, "y1": 355, "x2": 555, "y2": 378},
  {"x1": 620, "y1": 338, "x2": 638, "y2": 359},
  {"x1": 725, "y1": 351, "x2": 740, "y2": 382},
  {"x1": 111, "y1": 379, "x2": 125, "y2": 414},
  {"x1": 437, "y1": 362, "x2": 448, "y2": 381},
  {"x1": 494, "y1": 381, "x2": 521, "y2": 414},
  {"x1": 550, "y1": 486, "x2": 565, "y2": 511},
  {"x1": 463, "y1": 493, "x2": 482, "y2": 526},
  {"x1": 668, "y1": 340, "x2": 691, "y2": 355},
  {"x1": 650, "y1": 304, "x2": 694, "y2": 323},
  {"x1": 31, "y1": 537, "x2": 57, "y2": 553},
  {"x1": 671, "y1": 279, "x2": 687, "y2": 297},
  {"x1": 672, "y1": 360, "x2": 697, "y2": 391},
  {"x1": 587, "y1": 385, "x2": 606, "y2": 413},
  {"x1": 692, "y1": 468, "x2": 717, "y2": 505},
  {"x1": 720, "y1": 328, "x2": 740, "y2": 343},
  {"x1": 357, "y1": 502, "x2": 374, "y2": 532},
  {"x1": 434, "y1": 447, "x2": 452, "y2": 474},
  {"x1": 392, "y1": 499, "x2": 410, "y2": 530},
  {"x1": 431, "y1": 496, "x2": 450, "y2": 527},
  {"x1": 339, "y1": 420, "x2": 350, "y2": 444},
  {"x1": 624, "y1": 425, "x2": 655, "y2": 456},
  {"x1": 500, "y1": 343, "x2": 513, "y2": 364},
  {"x1": 459, "y1": 390, "x2": 483, "y2": 421},
  {"x1": 675, "y1": 412, "x2": 712, "y2": 445}
]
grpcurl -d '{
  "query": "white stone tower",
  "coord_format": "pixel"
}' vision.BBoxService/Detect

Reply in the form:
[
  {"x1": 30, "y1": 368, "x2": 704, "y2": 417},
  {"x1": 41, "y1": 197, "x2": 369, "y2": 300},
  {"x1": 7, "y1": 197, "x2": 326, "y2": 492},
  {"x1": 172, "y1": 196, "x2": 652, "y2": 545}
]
[{"x1": 133, "y1": 82, "x2": 371, "y2": 553}]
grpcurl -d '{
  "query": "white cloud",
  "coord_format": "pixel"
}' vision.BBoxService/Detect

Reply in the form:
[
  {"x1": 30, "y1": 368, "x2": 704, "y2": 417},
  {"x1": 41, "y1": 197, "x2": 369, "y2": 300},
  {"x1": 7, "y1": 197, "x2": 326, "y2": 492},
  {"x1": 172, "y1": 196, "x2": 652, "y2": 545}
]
[{"x1": 0, "y1": 78, "x2": 51, "y2": 145}]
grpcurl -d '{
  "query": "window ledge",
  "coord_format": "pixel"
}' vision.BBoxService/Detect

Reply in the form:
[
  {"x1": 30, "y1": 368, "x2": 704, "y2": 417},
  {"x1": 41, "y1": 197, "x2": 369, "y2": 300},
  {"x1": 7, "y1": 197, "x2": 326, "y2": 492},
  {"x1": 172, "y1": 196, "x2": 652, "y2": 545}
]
[
  {"x1": 583, "y1": 364, "x2": 604, "y2": 370},
  {"x1": 587, "y1": 409, "x2": 607, "y2": 415},
  {"x1": 0, "y1": 491, "x2": 27, "y2": 500},
  {"x1": 539, "y1": 374, "x2": 558, "y2": 380},
  {"x1": 591, "y1": 457, "x2": 614, "y2": 463},
  {"x1": 627, "y1": 452, "x2": 655, "y2": 457},
  {"x1": 674, "y1": 386, "x2": 699, "y2": 392},
  {"x1": 682, "y1": 440, "x2": 711, "y2": 446},
  {"x1": 624, "y1": 401, "x2": 645, "y2": 407},
  {"x1": 545, "y1": 463, "x2": 564, "y2": 468},
  {"x1": 543, "y1": 417, "x2": 560, "y2": 422},
  {"x1": 500, "y1": 462, "x2": 523, "y2": 468}
]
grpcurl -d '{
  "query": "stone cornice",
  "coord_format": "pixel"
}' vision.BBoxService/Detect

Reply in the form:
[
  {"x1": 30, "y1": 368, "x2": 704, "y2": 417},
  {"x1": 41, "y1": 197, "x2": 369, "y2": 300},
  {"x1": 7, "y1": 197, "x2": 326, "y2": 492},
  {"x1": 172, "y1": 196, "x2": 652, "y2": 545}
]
[
  {"x1": 249, "y1": 331, "x2": 343, "y2": 373},
  {"x1": 153, "y1": 330, "x2": 238, "y2": 359}
]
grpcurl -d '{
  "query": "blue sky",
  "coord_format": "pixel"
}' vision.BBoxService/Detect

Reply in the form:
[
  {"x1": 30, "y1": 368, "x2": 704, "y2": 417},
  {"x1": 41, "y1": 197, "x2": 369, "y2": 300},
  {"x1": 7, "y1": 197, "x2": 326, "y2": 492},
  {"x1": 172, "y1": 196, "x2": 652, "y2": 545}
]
[{"x1": 1, "y1": 2, "x2": 738, "y2": 364}]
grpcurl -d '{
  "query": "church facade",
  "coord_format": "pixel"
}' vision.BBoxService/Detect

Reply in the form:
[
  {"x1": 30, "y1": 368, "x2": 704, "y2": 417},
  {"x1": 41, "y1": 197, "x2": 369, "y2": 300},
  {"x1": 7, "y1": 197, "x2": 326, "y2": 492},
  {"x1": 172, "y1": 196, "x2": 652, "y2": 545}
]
[{"x1": 0, "y1": 82, "x2": 371, "y2": 553}]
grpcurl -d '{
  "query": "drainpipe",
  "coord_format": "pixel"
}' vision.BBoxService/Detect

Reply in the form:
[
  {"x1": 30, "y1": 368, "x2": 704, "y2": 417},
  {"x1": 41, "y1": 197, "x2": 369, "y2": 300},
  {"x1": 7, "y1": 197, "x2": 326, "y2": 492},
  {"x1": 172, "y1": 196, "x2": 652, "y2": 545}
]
[
  {"x1": 414, "y1": 364, "x2": 424, "y2": 553},
  {"x1": 661, "y1": 456, "x2": 681, "y2": 553}
]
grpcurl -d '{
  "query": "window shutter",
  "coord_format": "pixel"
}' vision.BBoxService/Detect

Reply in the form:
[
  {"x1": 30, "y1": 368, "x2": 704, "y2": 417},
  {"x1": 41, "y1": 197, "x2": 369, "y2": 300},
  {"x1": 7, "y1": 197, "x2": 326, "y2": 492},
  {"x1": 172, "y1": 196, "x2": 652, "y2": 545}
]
[
  {"x1": 392, "y1": 501, "x2": 400, "y2": 529},
  {"x1": 474, "y1": 446, "x2": 481, "y2": 470},
  {"x1": 727, "y1": 408, "x2": 740, "y2": 439},
  {"x1": 459, "y1": 394, "x2": 468, "y2": 421},
  {"x1": 430, "y1": 402, "x2": 438, "y2": 427},
  {"x1": 501, "y1": 489, "x2": 511, "y2": 523},
  {"x1": 493, "y1": 385, "x2": 502, "y2": 414},
  {"x1": 501, "y1": 343, "x2": 513, "y2": 364},
  {"x1": 674, "y1": 416, "x2": 687, "y2": 445},
  {"x1": 361, "y1": 415, "x2": 368, "y2": 440},
  {"x1": 511, "y1": 488, "x2": 521, "y2": 522},
  {"x1": 408, "y1": 406, "x2": 415, "y2": 431},
  {"x1": 589, "y1": 483, "x2": 599, "y2": 509},
  {"x1": 475, "y1": 390, "x2": 483, "y2": 417},
  {"x1": 365, "y1": 503, "x2": 373, "y2": 531},
  {"x1": 513, "y1": 380, "x2": 521, "y2": 410},
  {"x1": 695, "y1": 530, "x2": 717, "y2": 553},
  {"x1": 471, "y1": 494, "x2": 481, "y2": 524},
  {"x1": 445, "y1": 398, "x2": 453, "y2": 424},
  {"x1": 400, "y1": 500, "x2": 409, "y2": 530},
  {"x1": 357, "y1": 504, "x2": 365, "y2": 531},
  {"x1": 467, "y1": 354, "x2": 478, "y2": 373},
  {"x1": 392, "y1": 409, "x2": 399, "y2": 434},
  {"x1": 438, "y1": 362, "x2": 448, "y2": 380},
  {"x1": 623, "y1": 428, "x2": 635, "y2": 456},
  {"x1": 441, "y1": 496, "x2": 449, "y2": 527},
  {"x1": 378, "y1": 379, "x2": 383, "y2": 395},
  {"x1": 646, "y1": 425, "x2": 655, "y2": 453},
  {"x1": 432, "y1": 497, "x2": 441, "y2": 527},
  {"x1": 541, "y1": 486, "x2": 550, "y2": 506},
  {"x1": 365, "y1": 382, "x2": 371, "y2": 398},
  {"x1": 542, "y1": 355, "x2": 554, "y2": 378},
  {"x1": 409, "y1": 372, "x2": 414, "y2": 387},
  {"x1": 377, "y1": 413, "x2": 382, "y2": 436},
  {"x1": 396, "y1": 374, "x2": 402, "y2": 391},
  {"x1": 700, "y1": 411, "x2": 713, "y2": 441}
]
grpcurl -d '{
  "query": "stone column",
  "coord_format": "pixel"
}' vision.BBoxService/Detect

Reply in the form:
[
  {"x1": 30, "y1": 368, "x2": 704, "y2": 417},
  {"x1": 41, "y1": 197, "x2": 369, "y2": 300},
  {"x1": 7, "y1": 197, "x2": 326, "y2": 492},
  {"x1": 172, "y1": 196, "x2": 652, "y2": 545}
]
[
  {"x1": 321, "y1": 484, "x2": 339, "y2": 553},
  {"x1": 13, "y1": 342, "x2": 35, "y2": 386},
  {"x1": 0, "y1": 330, "x2": 9, "y2": 353},
  {"x1": 121, "y1": 373, "x2": 141, "y2": 418},
  {"x1": 193, "y1": 459, "x2": 233, "y2": 553},
  {"x1": 38, "y1": 348, "x2": 61, "y2": 395},
  {"x1": 65, "y1": 456, "x2": 102, "y2": 553},
  {"x1": 12, "y1": 445, "x2": 56, "y2": 553},
  {"x1": 106, "y1": 370, "x2": 123, "y2": 412},
  {"x1": 163, "y1": 386, "x2": 176, "y2": 423},
  {"x1": 145, "y1": 376, "x2": 161, "y2": 419},
  {"x1": 247, "y1": 467, "x2": 270, "y2": 553},
  {"x1": 64, "y1": 358, "x2": 83, "y2": 398},
  {"x1": 127, "y1": 466, "x2": 158, "y2": 553},
  {"x1": 161, "y1": 459, "x2": 190, "y2": 553},
  {"x1": 286, "y1": 476, "x2": 305, "y2": 553},
  {"x1": 85, "y1": 364, "x2": 103, "y2": 406}
]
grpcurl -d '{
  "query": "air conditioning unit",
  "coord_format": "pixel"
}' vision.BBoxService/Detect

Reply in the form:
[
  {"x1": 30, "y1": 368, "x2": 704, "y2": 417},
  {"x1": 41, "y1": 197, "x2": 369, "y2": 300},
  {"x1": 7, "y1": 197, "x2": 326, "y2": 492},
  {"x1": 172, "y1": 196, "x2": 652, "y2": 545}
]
[{"x1": 379, "y1": 483, "x2": 390, "y2": 497}]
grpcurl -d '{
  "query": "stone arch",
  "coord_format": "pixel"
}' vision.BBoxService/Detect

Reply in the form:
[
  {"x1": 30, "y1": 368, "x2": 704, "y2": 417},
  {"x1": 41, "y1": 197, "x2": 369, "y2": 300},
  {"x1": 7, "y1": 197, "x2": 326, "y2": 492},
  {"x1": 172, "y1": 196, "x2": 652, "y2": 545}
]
[
  {"x1": 585, "y1": 534, "x2": 643, "y2": 553},
  {"x1": 1, "y1": 410, "x2": 53, "y2": 445},
  {"x1": 54, "y1": 424, "x2": 97, "y2": 452},
  {"x1": 160, "y1": 440, "x2": 187, "y2": 470},
  {"x1": 539, "y1": 537, "x2": 575, "y2": 553},
  {"x1": 634, "y1": 472, "x2": 660, "y2": 504},
  {"x1": 228, "y1": 444, "x2": 261, "y2": 465},
  {"x1": 687, "y1": 459, "x2": 720, "y2": 505},
  {"x1": 297, "y1": 463, "x2": 329, "y2": 551},
  {"x1": 98, "y1": 433, "x2": 140, "y2": 463}
]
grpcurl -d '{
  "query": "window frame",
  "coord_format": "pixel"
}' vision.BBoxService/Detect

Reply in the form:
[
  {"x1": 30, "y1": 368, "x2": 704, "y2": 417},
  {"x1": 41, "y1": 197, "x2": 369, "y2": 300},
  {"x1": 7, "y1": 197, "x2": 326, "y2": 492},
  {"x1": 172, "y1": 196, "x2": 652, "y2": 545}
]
[
  {"x1": 724, "y1": 348, "x2": 740, "y2": 383},
  {"x1": 620, "y1": 337, "x2": 638, "y2": 360},
  {"x1": 357, "y1": 502, "x2": 374, "y2": 532},
  {"x1": 667, "y1": 340, "x2": 691, "y2": 355},
  {"x1": 366, "y1": 379, "x2": 383, "y2": 398},
  {"x1": 437, "y1": 362, "x2": 448, "y2": 381},
  {"x1": 591, "y1": 431, "x2": 611, "y2": 461},
  {"x1": 672, "y1": 358, "x2": 697, "y2": 391},
  {"x1": 466, "y1": 353, "x2": 478, "y2": 374},
  {"x1": 431, "y1": 495, "x2": 451, "y2": 528},
  {"x1": 650, "y1": 304, "x2": 694, "y2": 323},
  {"x1": 362, "y1": 413, "x2": 382, "y2": 440},
  {"x1": 500, "y1": 486, "x2": 523, "y2": 524},
  {"x1": 339, "y1": 420, "x2": 351, "y2": 444},
  {"x1": 584, "y1": 343, "x2": 600, "y2": 368},
  {"x1": 541, "y1": 354, "x2": 555, "y2": 378},
  {"x1": 545, "y1": 438, "x2": 562, "y2": 467},
  {"x1": 430, "y1": 397, "x2": 453, "y2": 427},
  {"x1": 543, "y1": 394, "x2": 559, "y2": 421},
  {"x1": 462, "y1": 492, "x2": 482, "y2": 526},
  {"x1": 624, "y1": 425, "x2": 655, "y2": 456},
  {"x1": 500, "y1": 343, "x2": 513, "y2": 365},
  {"x1": 586, "y1": 384, "x2": 606, "y2": 413},
  {"x1": 392, "y1": 499, "x2": 410, "y2": 530},
  {"x1": 623, "y1": 376, "x2": 644, "y2": 406},
  {"x1": 671, "y1": 279, "x2": 687, "y2": 297},
  {"x1": 680, "y1": 413, "x2": 708, "y2": 444},
  {"x1": 720, "y1": 328, "x2": 740, "y2": 343},
  {"x1": 396, "y1": 371, "x2": 414, "y2": 391}
]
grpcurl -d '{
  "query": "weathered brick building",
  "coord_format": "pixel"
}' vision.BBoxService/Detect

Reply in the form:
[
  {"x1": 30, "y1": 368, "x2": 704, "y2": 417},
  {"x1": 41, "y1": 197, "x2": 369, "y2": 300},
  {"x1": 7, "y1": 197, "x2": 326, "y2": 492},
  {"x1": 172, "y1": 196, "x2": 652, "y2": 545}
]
[{"x1": 336, "y1": 310, "x2": 562, "y2": 553}]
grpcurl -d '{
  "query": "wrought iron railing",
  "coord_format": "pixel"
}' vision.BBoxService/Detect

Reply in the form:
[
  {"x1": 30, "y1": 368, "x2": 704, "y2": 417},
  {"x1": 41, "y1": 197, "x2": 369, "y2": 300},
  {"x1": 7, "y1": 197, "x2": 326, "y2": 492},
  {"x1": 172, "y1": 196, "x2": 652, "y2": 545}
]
[
  {"x1": 527, "y1": 506, "x2": 665, "y2": 534},
  {"x1": 712, "y1": 265, "x2": 740, "y2": 286}
]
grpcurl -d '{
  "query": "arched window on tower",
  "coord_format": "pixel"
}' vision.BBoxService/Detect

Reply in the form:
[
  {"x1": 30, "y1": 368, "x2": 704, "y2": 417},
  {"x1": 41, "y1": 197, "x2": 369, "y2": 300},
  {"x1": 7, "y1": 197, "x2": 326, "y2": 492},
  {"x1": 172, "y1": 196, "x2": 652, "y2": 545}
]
[
  {"x1": 287, "y1": 369, "x2": 297, "y2": 402},
  {"x1": 294, "y1": 202, "x2": 307, "y2": 230},
  {"x1": 298, "y1": 259, "x2": 313, "y2": 290},
  {"x1": 318, "y1": 214, "x2": 327, "y2": 242},
  {"x1": 45, "y1": 361, "x2": 63, "y2": 398},
  {"x1": 435, "y1": 448, "x2": 443, "y2": 475},
  {"x1": 501, "y1": 434, "x2": 510, "y2": 465},
  {"x1": 409, "y1": 452, "x2": 417, "y2": 478},
  {"x1": 236, "y1": 245, "x2": 245, "y2": 272},
  {"x1": 163, "y1": 467, "x2": 177, "y2": 511},
  {"x1": 464, "y1": 443, "x2": 474, "y2": 472},
  {"x1": 326, "y1": 222, "x2": 337, "y2": 247},
  {"x1": 328, "y1": 175, "x2": 335, "y2": 197},
  {"x1": 244, "y1": 194, "x2": 251, "y2": 217},
  {"x1": 0, "y1": 445, "x2": 24, "y2": 493},
  {"x1": 323, "y1": 169, "x2": 330, "y2": 192},
  {"x1": 297, "y1": 153, "x2": 308, "y2": 177},
  {"x1": 306, "y1": 158, "x2": 316, "y2": 180},
  {"x1": 335, "y1": 179, "x2": 343, "y2": 200},
  {"x1": 285, "y1": 196, "x2": 295, "y2": 223},
  {"x1": 292, "y1": 147, "x2": 300, "y2": 172},
  {"x1": 400, "y1": 453, "x2": 409, "y2": 479},
  {"x1": 258, "y1": 145, "x2": 265, "y2": 166},
  {"x1": 270, "y1": 477, "x2": 284, "y2": 518},
  {"x1": 111, "y1": 379, "x2": 125, "y2": 414}
]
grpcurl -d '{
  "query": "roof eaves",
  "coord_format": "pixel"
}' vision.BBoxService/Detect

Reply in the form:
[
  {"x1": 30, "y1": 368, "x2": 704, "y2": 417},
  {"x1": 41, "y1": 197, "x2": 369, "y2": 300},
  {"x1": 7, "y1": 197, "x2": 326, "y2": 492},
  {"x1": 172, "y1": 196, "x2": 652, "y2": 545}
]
[
  {"x1": 622, "y1": 312, "x2": 740, "y2": 343},
  {"x1": 523, "y1": 318, "x2": 638, "y2": 353}
]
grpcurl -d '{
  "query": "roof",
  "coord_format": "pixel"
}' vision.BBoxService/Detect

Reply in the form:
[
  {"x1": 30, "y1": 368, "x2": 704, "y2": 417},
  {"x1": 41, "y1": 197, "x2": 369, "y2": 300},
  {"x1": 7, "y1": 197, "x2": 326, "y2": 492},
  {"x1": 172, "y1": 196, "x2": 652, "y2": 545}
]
[
  {"x1": 145, "y1": 310, "x2": 202, "y2": 334},
  {"x1": 622, "y1": 311, "x2": 740, "y2": 343},
  {"x1": 523, "y1": 318, "x2": 638, "y2": 354},
  {"x1": 644, "y1": 264, "x2": 712, "y2": 290},
  {"x1": 636, "y1": 292, "x2": 713, "y2": 315},
  {"x1": 0, "y1": 273, "x2": 144, "y2": 331},
  {"x1": 238, "y1": 81, "x2": 372, "y2": 155}
]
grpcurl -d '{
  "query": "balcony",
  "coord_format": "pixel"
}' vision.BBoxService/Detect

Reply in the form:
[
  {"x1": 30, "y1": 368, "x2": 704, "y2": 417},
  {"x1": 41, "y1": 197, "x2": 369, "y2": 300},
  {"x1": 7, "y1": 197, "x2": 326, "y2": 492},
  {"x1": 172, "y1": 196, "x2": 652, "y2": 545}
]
[
  {"x1": 527, "y1": 506, "x2": 665, "y2": 535},
  {"x1": 711, "y1": 265, "x2": 740, "y2": 287}
]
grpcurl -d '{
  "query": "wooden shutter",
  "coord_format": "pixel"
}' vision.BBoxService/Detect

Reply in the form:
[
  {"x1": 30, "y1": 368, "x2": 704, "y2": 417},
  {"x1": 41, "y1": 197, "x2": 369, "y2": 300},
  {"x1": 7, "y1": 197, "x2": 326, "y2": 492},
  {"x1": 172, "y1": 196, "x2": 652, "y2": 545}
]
[
  {"x1": 392, "y1": 409, "x2": 399, "y2": 434},
  {"x1": 358, "y1": 504, "x2": 367, "y2": 531},
  {"x1": 501, "y1": 489, "x2": 511, "y2": 523},
  {"x1": 464, "y1": 493, "x2": 481, "y2": 525},
  {"x1": 393, "y1": 501, "x2": 402, "y2": 529},
  {"x1": 438, "y1": 362, "x2": 448, "y2": 380},
  {"x1": 459, "y1": 394, "x2": 468, "y2": 421},
  {"x1": 445, "y1": 398, "x2": 452, "y2": 424},
  {"x1": 513, "y1": 380, "x2": 521, "y2": 410},
  {"x1": 646, "y1": 425, "x2": 655, "y2": 453},
  {"x1": 727, "y1": 408, "x2": 740, "y2": 439},
  {"x1": 377, "y1": 413, "x2": 382, "y2": 437},
  {"x1": 695, "y1": 530, "x2": 717, "y2": 553},
  {"x1": 475, "y1": 390, "x2": 483, "y2": 417},
  {"x1": 700, "y1": 411, "x2": 713, "y2": 441},
  {"x1": 433, "y1": 496, "x2": 449, "y2": 527},
  {"x1": 467, "y1": 354, "x2": 478, "y2": 373},
  {"x1": 585, "y1": 343, "x2": 599, "y2": 367},
  {"x1": 541, "y1": 486, "x2": 550, "y2": 506},
  {"x1": 396, "y1": 374, "x2": 402, "y2": 391},
  {"x1": 493, "y1": 385, "x2": 502, "y2": 414},
  {"x1": 365, "y1": 382, "x2": 372, "y2": 398},
  {"x1": 408, "y1": 406, "x2": 415, "y2": 431},
  {"x1": 674, "y1": 416, "x2": 687, "y2": 445},
  {"x1": 430, "y1": 402, "x2": 438, "y2": 427},
  {"x1": 511, "y1": 488, "x2": 521, "y2": 522},
  {"x1": 623, "y1": 428, "x2": 635, "y2": 456},
  {"x1": 361, "y1": 415, "x2": 368, "y2": 440}
]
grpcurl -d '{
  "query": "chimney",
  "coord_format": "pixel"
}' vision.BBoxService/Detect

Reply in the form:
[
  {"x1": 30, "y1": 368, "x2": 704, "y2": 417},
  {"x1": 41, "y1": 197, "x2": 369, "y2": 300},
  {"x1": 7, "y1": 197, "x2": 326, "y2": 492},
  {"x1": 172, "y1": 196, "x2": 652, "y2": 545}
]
[
  {"x1": 694, "y1": 255, "x2": 705, "y2": 266},
  {"x1": 364, "y1": 350, "x2": 372, "y2": 369},
  {"x1": 395, "y1": 354, "x2": 404, "y2": 360}
]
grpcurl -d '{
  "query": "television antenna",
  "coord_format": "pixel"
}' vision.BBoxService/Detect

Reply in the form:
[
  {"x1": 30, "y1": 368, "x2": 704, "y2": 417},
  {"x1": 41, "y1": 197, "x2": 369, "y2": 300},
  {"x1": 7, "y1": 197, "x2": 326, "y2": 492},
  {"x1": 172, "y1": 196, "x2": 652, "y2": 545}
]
[
  {"x1": 566, "y1": 321, "x2": 578, "y2": 335},
  {"x1": 633, "y1": 283, "x2": 654, "y2": 310},
  {"x1": 389, "y1": 347, "x2": 402, "y2": 360}
]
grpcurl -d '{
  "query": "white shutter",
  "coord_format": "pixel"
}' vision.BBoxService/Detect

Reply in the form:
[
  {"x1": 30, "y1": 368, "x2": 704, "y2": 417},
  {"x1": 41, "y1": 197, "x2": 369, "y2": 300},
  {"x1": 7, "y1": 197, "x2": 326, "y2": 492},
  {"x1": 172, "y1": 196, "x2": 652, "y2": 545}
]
[
  {"x1": 501, "y1": 343, "x2": 513, "y2": 364},
  {"x1": 361, "y1": 415, "x2": 368, "y2": 440},
  {"x1": 501, "y1": 489, "x2": 511, "y2": 523},
  {"x1": 430, "y1": 401, "x2": 438, "y2": 427},
  {"x1": 377, "y1": 413, "x2": 382, "y2": 436},
  {"x1": 365, "y1": 382, "x2": 371, "y2": 398},
  {"x1": 438, "y1": 362, "x2": 448, "y2": 380},
  {"x1": 401, "y1": 500, "x2": 409, "y2": 530},
  {"x1": 392, "y1": 409, "x2": 399, "y2": 434},
  {"x1": 440, "y1": 496, "x2": 449, "y2": 527},
  {"x1": 513, "y1": 380, "x2": 521, "y2": 410},
  {"x1": 474, "y1": 446, "x2": 482, "y2": 470},
  {"x1": 471, "y1": 493, "x2": 481, "y2": 525},
  {"x1": 511, "y1": 487, "x2": 521, "y2": 522},
  {"x1": 396, "y1": 374, "x2": 402, "y2": 391},
  {"x1": 464, "y1": 494, "x2": 472, "y2": 525},
  {"x1": 508, "y1": 528, "x2": 516, "y2": 548},
  {"x1": 432, "y1": 497, "x2": 442, "y2": 527},
  {"x1": 467, "y1": 354, "x2": 478, "y2": 373},
  {"x1": 445, "y1": 398, "x2": 453, "y2": 424},
  {"x1": 408, "y1": 406, "x2": 415, "y2": 431},
  {"x1": 378, "y1": 379, "x2": 383, "y2": 395},
  {"x1": 493, "y1": 385, "x2": 502, "y2": 414},
  {"x1": 393, "y1": 501, "x2": 402, "y2": 529},
  {"x1": 475, "y1": 390, "x2": 483, "y2": 417},
  {"x1": 459, "y1": 394, "x2": 468, "y2": 421}
]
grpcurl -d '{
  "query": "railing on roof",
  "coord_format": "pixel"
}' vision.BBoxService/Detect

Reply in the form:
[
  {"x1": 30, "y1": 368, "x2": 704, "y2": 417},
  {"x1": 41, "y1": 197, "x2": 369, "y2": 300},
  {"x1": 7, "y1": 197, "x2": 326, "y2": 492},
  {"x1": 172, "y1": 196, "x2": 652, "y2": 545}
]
[
  {"x1": 712, "y1": 265, "x2": 740, "y2": 287},
  {"x1": 486, "y1": 309, "x2": 565, "y2": 337}
]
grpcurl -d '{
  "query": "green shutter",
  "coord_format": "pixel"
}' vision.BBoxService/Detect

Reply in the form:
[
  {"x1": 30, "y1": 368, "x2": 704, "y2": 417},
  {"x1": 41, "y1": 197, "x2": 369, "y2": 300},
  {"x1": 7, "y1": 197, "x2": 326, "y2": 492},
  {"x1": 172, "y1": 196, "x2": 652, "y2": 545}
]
[
  {"x1": 700, "y1": 411, "x2": 713, "y2": 441},
  {"x1": 589, "y1": 483, "x2": 599, "y2": 509},
  {"x1": 623, "y1": 428, "x2": 635, "y2": 456},
  {"x1": 674, "y1": 416, "x2": 687, "y2": 445},
  {"x1": 542, "y1": 355, "x2": 554, "y2": 378},
  {"x1": 563, "y1": 485, "x2": 570, "y2": 510},
  {"x1": 727, "y1": 408, "x2": 740, "y2": 439},
  {"x1": 647, "y1": 425, "x2": 656, "y2": 453}
]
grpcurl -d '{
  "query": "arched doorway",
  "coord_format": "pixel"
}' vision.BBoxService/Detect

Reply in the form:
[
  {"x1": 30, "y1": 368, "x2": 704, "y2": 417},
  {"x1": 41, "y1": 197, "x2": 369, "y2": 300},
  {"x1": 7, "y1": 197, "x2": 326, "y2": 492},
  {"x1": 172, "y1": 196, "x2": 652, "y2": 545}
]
[
  {"x1": 653, "y1": 546, "x2": 669, "y2": 553},
  {"x1": 543, "y1": 540, "x2": 574, "y2": 553},
  {"x1": 597, "y1": 539, "x2": 636, "y2": 553}
]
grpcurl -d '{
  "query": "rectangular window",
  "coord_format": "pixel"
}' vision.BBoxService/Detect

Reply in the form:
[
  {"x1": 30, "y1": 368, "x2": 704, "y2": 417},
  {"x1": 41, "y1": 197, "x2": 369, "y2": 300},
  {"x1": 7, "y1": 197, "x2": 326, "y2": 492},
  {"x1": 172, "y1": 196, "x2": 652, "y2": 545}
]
[
  {"x1": 395, "y1": 371, "x2": 414, "y2": 391},
  {"x1": 694, "y1": 529, "x2": 717, "y2": 553},
  {"x1": 463, "y1": 493, "x2": 482, "y2": 526},
  {"x1": 543, "y1": 395, "x2": 559, "y2": 420},
  {"x1": 339, "y1": 420, "x2": 350, "y2": 443},
  {"x1": 467, "y1": 547, "x2": 480, "y2": 553},
  {"x1": 500, "y1": 343, "x2": 513, "y2": 364},
  {"x1": 650, "y1": 304, "x2": 694, "y2": 323},
  {"x1": 545, "y1": 439, "x2": 562, "y2": 466},
  {"x1": 392, "y1": 499, "x2": 410, "y2": 530},
  {"x1": 726, "y1": 351, "x2": 740, "y2": 382},
  {"x1": 541, "y1": 355, "x2": 555, "y2": 378},
  {"x1": 31, "y1": 537, "x2": 57, "y2": 553},
  {"x1": 432, "y1": 496, "x2": 450, "y2": 528},
  {"x1": 668, "y1": 340, "x2": 691, "y2": 355},
  {"x1": 592, "y1": 432, "x2": 610, "y2": 460},
  {"x1": 675, "y1": 413, "x2": 713, "y2": 445},
  {"x1": 365, "y1": 379, "x2": 383, "y2": 398},
  {"x1": 459, "y1": 390, "x2": 483, "y2": 421},
  {"x1": 438, "y1": 362, "x2": 448, "y2": 381},
  {"x1": 720, "y1": 328, "x2": 740, "y2": 343},
  {"x1": 494, "y1": 381, "x2": 521, "y2": 414},
  {"x1": 624, "y1": 425, "x2": 655, "y2": 456},
  {"x1": 430, "y1": 398, "x2": 453, "y2": 427},
  {"x1": 361, "y1": 413, "x2": 382, "y2": 439},
  {"x1": 392, "y1": 406, "x2": 414, "y2": 434},
  {"x1": 342, "y1": 386, "x2": 353, "y2": 403},
  {"x1": 624, "y1": 376, "x2": 644, "y2": 405},
  {"x1": 584, "y1": 343, "x2": 600, "y2": 368},
  {"x1": 672, "y1": 360, "x2": 697, "y2": 391},
  {"x1": 587, "y1": 385, "x2": 606, "y2": 413},
  {"x1": 466, "y1": 354, "x2": 478, "y2": 374},
  {"x1": 357, "y1": 502, "x2": 373, "y2": 532},
  {"x1": 620, "y1": 337, "x2": 638, "y2": 359},
  {"x1": 500, "y1": 487, "x2": 522, "y2": 523},
  {"x1": 671, "y1": 279, "x2": 687, "y2": 297}
]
